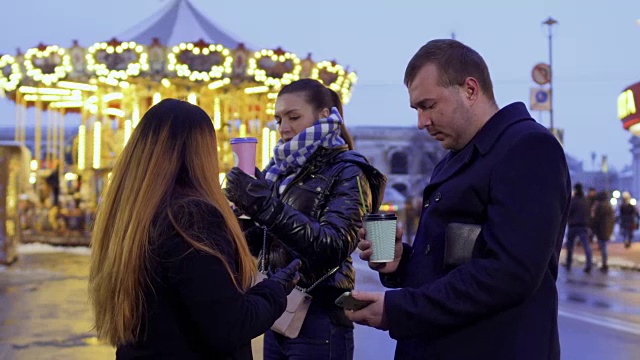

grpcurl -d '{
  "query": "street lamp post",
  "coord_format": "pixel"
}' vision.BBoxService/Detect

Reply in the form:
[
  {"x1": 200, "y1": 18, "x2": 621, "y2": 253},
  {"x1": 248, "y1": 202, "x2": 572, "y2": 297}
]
[{"x1": 543, "y1": 17, "x2": 558, "y2": 132}]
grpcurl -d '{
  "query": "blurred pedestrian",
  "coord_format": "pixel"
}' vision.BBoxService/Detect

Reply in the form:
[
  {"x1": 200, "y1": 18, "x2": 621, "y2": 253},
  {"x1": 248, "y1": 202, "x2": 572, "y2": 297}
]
[
  {"x1": 618, "y1": 191, "x2": 639, "y2": 248},
  {"x1": 592, "y1": 191, "x2": 615, "y2": 272},
  {"x1": 565, "y1": 183, "x2": 593, "y2": 273}
]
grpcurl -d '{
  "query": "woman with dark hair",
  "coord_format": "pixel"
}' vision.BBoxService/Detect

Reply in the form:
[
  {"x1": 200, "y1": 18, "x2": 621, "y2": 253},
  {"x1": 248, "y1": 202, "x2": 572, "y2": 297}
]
[
  {"x1": 225, "y1": 79, "x2": 386, "y2": 359},
  {"x1": 89, "y1": 98, "x2": 301, "y2": 360}
]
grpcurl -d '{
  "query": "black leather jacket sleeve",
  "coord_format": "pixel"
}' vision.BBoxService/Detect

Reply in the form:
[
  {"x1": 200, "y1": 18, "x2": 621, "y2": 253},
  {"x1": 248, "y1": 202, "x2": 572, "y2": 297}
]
[{"x1": 251, "y1": 164, "x2": 369, "y2": 270}]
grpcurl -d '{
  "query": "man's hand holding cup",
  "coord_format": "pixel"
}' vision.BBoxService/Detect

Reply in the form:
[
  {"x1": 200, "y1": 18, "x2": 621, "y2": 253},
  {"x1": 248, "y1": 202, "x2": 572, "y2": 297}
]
[{"x1": 357, "y1": 221, "x2": 404, "y2": 274}]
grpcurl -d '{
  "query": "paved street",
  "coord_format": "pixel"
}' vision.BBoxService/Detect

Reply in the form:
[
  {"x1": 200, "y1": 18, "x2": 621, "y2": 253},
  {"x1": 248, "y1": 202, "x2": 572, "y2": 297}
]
[
  {"x1": 0, "y1": 245, "x2": 113, "y2": 359},
  {"x1": 0, "y1": 243, "x2": 639, "y2": 359}
]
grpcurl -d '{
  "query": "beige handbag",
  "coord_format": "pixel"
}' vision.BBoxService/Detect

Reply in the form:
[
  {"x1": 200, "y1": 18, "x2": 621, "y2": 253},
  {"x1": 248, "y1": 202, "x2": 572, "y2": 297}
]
[{"x1": 254, "y1": 227, "x2": 338, "y2": 338}]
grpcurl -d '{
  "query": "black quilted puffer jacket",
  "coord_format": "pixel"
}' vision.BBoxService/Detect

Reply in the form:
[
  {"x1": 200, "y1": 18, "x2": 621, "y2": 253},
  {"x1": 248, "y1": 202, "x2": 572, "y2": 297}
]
[{"x1": 243, "y1": 146, "x2": 386, "y2": 301}]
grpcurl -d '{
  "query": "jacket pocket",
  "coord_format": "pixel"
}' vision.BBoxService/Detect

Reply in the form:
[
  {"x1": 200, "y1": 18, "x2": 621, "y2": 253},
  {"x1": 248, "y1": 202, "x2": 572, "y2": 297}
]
[{"x1": 443, "y1": 223, "x2": 481, "y2": 267}]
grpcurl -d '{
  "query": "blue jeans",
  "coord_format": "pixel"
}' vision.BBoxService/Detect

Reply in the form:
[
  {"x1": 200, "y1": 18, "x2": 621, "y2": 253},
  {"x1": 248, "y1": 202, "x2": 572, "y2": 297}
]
[
  {"x1": 263, "y1": 304, "x2": 354, "y2": 360},
  {"x1": 566, "y1": 226, "x2": 592, "y2": 269}
]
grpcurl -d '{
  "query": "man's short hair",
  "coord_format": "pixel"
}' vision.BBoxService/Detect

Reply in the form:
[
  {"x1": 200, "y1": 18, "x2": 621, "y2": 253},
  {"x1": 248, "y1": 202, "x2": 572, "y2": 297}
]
[{"x1": 404, "y1": 39, "x2": 496, "y2": 102}]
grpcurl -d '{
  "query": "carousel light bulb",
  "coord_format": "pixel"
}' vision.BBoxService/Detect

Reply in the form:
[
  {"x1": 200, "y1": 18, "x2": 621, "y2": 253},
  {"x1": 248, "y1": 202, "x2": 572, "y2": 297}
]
[
  {"x1": 64, "y1": 172, "x2": 78, "y2": 181},
  {"x1": 30, "y1": 159, "x2": 38, "y2": 171},
  {"x1": 124, "y1": 119, "x2": 132, "y2": 146},
  {"x1": 93, "y1": 121, "x2": 102, "y2": 169},
  {"x1": 153, "y1": 92, "x2": 162, "y2": 105},
  {"x1": 187, "y1": 93, "x2": 197, "y2": 105},
  {"x1": 132, "y1": 105, "x2": 140, "y2": 128},
  {"x1": 262, "y1": 127, "x2": 270, "y2": 169},
  {"x1": 78, "y1": 125, "x2": 86, "y2": 170},
  {"x1": 213, "y1": 97, "x2": 221, "y2": 130}
]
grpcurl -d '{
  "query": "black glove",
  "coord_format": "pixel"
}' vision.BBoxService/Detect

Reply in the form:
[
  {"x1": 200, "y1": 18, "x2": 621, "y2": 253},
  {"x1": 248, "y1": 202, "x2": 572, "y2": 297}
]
[
  {"x1": 269, "y1": 259, "x2": 302, "y2": 295},
  {"x1": 225, "y1": 167, "x2": 271, "y2": 217}
]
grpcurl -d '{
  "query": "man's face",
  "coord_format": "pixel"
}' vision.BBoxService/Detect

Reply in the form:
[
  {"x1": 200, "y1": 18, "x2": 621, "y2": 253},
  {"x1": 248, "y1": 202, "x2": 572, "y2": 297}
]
[{"x1": 408, "y1": 64, "x2": 474, "y2": 151}]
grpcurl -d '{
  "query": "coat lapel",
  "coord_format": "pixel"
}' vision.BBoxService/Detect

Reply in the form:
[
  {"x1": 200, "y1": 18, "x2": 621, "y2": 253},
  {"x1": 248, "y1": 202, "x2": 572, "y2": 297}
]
[{"x1": 426, "y1": 144, "x2": 477, "y2": 192}]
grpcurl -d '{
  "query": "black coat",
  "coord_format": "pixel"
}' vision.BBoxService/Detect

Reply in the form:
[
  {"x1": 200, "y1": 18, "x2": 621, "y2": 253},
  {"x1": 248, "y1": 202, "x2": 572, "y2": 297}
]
[
  {"x1": 381, "y1": 103, "x2": 570, "y2": 359},
  {"x1": 116, "y1": 198, "x2": 287, "y2": 360},
  {"x1": 244, "y1": 146, "x2": 386, "y2": 303},
  {"x1": 568, "y1": 196, "x2": 590, "y2": 228}
]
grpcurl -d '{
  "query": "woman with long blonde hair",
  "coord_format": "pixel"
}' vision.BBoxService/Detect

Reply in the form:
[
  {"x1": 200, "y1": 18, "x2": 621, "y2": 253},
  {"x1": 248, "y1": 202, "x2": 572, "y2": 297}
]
[{"x1": 89, "y1": 99, "x2": 301, "y2": 359}]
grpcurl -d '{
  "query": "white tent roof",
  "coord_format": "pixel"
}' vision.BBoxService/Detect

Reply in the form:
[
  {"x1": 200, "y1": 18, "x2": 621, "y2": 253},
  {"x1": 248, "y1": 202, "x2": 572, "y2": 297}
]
[{"x1": 117, "y1": 0, "x2": 242, "y2": 47}]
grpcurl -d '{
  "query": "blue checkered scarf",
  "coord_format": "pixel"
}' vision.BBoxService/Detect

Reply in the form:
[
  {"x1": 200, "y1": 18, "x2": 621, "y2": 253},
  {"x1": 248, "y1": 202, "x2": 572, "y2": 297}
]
[{"x1": 265, "y1": 107, "x2": 345, "y2": 194}]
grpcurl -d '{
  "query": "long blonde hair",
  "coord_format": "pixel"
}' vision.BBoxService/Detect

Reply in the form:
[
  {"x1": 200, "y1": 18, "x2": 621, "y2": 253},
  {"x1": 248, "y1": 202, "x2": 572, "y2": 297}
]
[{"x1": 88, "y1": 99, "x2": 255, "y2": 346}]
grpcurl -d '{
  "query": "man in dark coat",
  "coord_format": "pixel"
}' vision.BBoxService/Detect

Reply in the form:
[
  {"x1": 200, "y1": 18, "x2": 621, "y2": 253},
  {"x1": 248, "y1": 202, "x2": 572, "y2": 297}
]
[
  {"x1": 565, "y1": 182, "x2": 593, "y2": 272},
  {"x1": 347, "y1": 39, "x2": 570, "y2": 360}
]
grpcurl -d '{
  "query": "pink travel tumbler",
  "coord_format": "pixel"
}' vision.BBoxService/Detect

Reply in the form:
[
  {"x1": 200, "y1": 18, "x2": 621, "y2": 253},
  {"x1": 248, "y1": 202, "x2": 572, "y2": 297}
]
[{"x1": 230, "y1": 137, "x2": 258, "y2": 175}]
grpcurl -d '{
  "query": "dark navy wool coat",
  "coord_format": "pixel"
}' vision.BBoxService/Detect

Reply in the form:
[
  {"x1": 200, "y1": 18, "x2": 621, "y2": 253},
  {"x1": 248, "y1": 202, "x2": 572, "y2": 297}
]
[{"x1": 382, "y1": 102, "x2": 570, "y2": 360}]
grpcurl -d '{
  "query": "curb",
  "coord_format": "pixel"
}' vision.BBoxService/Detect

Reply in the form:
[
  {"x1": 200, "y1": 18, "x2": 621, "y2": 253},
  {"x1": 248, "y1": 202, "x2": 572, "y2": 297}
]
[{"x1": 560, "y1": 253, "x2": 640, "y2": 272}]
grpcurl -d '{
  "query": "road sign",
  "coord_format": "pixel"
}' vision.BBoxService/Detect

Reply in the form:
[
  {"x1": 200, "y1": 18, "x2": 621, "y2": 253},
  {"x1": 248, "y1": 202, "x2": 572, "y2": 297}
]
[
  {"x1": 532, "y1": 63, "x2": 551, "y2": 85},
  {"x1": 530, "y1": 88, "x2": 551, "y2": 111}
]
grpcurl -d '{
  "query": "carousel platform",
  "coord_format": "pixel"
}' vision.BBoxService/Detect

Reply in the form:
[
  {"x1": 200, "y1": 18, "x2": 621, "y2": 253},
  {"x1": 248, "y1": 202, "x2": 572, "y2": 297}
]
[{"x1": 21, "y1": 231, "x2": 91, "y2": 246}]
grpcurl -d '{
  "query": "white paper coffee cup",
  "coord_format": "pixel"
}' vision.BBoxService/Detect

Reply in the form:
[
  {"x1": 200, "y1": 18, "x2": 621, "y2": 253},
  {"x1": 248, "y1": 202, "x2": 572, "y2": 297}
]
[{"x1": 364, "y1": 213, "x2": 397, "y2": 263}]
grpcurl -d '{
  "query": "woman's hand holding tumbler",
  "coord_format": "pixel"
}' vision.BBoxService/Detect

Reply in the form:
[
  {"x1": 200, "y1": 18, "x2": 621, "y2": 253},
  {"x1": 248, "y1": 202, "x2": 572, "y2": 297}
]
[{"x1": 225, "y1": 167, "x2": 271, "y2": 217}]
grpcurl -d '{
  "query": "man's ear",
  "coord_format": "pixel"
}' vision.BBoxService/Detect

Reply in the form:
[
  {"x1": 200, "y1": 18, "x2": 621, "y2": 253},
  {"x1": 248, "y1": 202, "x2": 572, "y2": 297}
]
[
  {"x1": 462, "y1": 77, "x2": 480, "y2": 104},
  {"x1": 320, "y1": 108, "x2": 330, "y2": 119}
]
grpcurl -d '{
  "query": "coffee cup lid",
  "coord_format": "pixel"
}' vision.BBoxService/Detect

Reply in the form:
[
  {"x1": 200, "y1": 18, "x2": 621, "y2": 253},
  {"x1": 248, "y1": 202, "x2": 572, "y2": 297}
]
[
  {"x1": 230, "y1": 137, "x2": 258, "y2": 144},
  {"x1": 364, "y1": 213, "x2": 397, "y2": 220}
]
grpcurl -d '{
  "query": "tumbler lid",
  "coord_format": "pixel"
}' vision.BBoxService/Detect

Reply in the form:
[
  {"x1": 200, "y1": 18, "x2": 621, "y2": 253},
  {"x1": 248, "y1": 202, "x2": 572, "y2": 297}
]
[
  {"x1": 230, "y1": 137, "x2": 258, "y2": 144},
  {"x1": 364, "y1": 213, "x2": 397, "y2": 221}
]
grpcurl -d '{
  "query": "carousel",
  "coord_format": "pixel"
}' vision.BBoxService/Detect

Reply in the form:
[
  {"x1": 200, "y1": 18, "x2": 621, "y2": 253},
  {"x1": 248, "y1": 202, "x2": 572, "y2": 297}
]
[{"x1": 0, "y1": 0, "x2": 357, "y2": 243}]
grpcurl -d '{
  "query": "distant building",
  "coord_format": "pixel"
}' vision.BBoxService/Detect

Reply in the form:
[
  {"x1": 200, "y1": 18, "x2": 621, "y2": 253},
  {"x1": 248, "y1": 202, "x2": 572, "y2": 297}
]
[
  {"x1": 350, "y1": 126, "x2": 631, "y2": 198},
  {"x1": 350, "y1": 126, "x2": 447, "y2": 200}
]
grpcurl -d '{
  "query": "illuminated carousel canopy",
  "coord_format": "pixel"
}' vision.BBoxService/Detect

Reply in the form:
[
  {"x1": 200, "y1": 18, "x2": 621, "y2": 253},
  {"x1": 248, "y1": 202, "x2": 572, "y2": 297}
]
[
  {"x1": 1, "y1": 0, "x2": 357, "y2": 179},
  {"x1": 0, "y1": 0, "x2": 357, "y2": 109}
]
